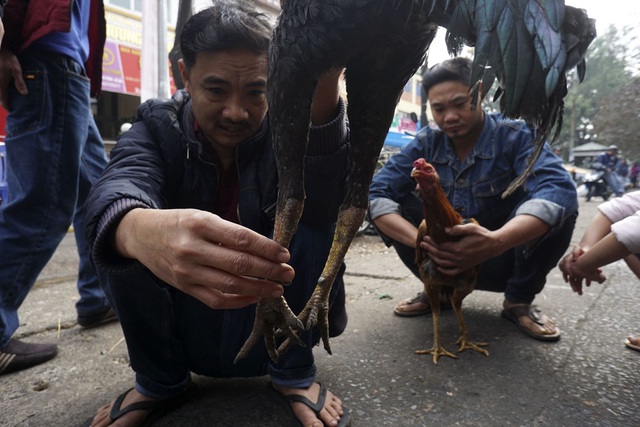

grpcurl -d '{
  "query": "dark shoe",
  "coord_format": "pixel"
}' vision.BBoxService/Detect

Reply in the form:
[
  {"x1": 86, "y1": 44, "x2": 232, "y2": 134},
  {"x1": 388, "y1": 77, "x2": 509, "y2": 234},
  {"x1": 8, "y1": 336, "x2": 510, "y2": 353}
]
[
  {"x1": 77, "y1": 306, "x2": 118, "y2": 328},
  {"x1": 0, "y1": 338, "x2": 58, "y2": 375}
]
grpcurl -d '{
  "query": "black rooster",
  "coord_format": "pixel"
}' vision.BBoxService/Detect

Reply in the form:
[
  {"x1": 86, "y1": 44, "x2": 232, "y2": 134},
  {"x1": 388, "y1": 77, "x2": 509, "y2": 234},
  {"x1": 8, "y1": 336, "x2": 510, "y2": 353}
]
[{"x1": 167, "y1": 1, "x2": 595, "y2": 363}]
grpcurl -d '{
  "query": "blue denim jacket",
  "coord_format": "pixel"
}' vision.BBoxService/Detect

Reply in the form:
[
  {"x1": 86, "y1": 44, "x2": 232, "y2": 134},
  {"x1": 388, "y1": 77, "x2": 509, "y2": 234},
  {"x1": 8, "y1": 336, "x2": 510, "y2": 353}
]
[{"x1": 369, "y1": 113, "x2": 578, "y2": 236}]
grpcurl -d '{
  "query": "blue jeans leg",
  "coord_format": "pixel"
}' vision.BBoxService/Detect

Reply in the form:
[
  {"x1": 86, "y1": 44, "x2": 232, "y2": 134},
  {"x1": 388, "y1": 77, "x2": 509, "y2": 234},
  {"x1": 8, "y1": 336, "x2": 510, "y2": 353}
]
[
  {"x1": 0, "y1": 52, "x2": 108, "y2": 347},
  {"x1": 603, "y1": 172, "x2": 624, "y2": 197},
  {"x1": 74, "y1": 115, "x2": 109, "y2": 315}
]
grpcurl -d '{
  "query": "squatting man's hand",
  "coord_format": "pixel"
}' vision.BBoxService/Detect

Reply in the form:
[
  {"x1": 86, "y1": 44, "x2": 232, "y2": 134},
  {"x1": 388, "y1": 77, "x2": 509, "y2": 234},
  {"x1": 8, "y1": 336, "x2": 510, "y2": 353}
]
[
  {"x1": 114, "y1": 208, "x2": 294, "y2": 309},
  {"x1": 420, "y1": 221, "x2": 500, "y2": 276},
  {"x1": 558, "y1": 245, "x2": 606, "y2": 295}
]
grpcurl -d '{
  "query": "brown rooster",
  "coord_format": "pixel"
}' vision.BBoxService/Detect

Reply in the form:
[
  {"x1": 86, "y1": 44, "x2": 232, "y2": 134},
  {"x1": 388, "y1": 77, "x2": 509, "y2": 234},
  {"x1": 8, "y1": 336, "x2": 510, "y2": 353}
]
[{"x1": 412, "y1": 158, "x2": 488, "y2": 364}]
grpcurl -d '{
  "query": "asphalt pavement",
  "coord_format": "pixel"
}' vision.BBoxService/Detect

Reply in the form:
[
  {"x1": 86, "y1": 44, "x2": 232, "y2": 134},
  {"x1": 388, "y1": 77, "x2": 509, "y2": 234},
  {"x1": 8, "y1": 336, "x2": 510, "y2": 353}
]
[{"x1": 1, "y1": 195, "x2": 639, "y2": 426}]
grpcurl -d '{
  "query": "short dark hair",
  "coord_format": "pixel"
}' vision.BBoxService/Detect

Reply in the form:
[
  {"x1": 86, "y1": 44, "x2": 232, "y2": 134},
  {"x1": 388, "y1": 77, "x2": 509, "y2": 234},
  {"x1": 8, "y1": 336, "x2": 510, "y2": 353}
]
[
  {"x1": 422, "y1": 57, "x2": 472, "y2": 96},
  {"x1": 179, "y1": 1, "x2": 272, "y2": 70}
]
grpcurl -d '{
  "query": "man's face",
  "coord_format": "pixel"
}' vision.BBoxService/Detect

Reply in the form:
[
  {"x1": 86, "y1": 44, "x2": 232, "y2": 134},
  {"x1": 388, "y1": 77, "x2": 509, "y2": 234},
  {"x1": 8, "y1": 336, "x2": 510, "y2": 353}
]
[
  {"x1": 179, "y1": 48, "x2": 268, "y2": 150},
  {"x1": 428, "y1": 80, "x2": 484, "y2": 142}
]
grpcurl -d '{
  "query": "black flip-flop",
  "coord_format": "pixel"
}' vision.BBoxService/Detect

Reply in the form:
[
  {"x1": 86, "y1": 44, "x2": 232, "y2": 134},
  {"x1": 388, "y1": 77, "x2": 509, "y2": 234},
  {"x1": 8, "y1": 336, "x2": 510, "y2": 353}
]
[
  {"x1": 269, "y1": 382, "x2": 351, "y2": 427},
  {"x1": 82, "y1": 383, "x2": 197, "y2": 427}
]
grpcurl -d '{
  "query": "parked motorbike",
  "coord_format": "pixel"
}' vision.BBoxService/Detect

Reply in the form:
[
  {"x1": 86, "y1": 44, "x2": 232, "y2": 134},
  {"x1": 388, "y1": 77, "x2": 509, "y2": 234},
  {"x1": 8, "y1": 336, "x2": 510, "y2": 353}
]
[{"x1": 584, "y1": 168, "x2": 612, "y2": 202}]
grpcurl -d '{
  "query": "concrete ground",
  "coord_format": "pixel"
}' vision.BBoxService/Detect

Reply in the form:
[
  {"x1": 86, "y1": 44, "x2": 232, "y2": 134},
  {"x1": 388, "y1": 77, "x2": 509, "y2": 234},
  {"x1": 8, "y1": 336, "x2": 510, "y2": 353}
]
[{"x1": 1, "y1": 195, "x2": 639, "y2": 426}]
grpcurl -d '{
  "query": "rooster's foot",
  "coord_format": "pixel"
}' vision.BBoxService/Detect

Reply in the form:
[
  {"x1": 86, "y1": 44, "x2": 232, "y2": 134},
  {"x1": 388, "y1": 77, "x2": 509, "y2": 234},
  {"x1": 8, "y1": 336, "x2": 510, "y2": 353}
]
[
  {"x1": 416, "y1": 345, "x2": 458, "y2": 365},
  {"x1": 235, "y1": 297, "x2": 305, "y2": 364},
  {"x1": 278, "y1": 291, "x2": 332, "y2": 356},
  {"x1": 456, "y1": 337, "x2": 489, "y2": 356}
]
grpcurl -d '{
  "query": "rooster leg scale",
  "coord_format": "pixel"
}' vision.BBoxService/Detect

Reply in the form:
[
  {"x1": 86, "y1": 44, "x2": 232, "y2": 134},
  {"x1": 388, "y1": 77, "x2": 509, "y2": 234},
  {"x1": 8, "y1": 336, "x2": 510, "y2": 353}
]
[
  {"x1": 415, "y1": 282, "x2": 458, "y2": 364},
  {"x1": 451, "y1": 290, "x2": 489, "y2": 356}
]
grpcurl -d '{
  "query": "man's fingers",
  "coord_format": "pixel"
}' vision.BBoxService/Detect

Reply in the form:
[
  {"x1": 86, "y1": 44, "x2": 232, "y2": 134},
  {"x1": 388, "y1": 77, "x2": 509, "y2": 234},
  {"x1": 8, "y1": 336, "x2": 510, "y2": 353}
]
[
  {"x1": 188, "y1": 242, "x2": 294, "y2": 284},
  {"x1": 177, "y1": 273, "x2": 285, "y2": 310},
  {"x1": 206, "y1": 215, "x2": 290, "y2": 263}
]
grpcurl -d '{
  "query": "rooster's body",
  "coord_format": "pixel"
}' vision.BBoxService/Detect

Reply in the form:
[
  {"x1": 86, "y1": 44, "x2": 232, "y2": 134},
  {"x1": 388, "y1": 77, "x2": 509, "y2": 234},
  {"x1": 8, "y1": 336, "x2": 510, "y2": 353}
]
[
  {"x1": 412, "y1": 159, "x2": 488, "y2": 364},
  {"x1": 202, "y1": 0, "x2": 597, "y2": 363}
]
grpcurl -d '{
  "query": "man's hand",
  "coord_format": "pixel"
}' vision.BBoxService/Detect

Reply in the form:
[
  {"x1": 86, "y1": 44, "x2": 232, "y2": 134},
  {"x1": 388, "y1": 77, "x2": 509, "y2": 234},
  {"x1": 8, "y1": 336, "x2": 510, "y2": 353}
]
[
  {"x1": 0, "y1": 48, "x2": 28, "y2": 110},
  {"x1": 115, "y1": 208, "x2": 294, "y2": 310},
  {"x1": 420, "y1": 222, "x2": 501, "y2": 276}
]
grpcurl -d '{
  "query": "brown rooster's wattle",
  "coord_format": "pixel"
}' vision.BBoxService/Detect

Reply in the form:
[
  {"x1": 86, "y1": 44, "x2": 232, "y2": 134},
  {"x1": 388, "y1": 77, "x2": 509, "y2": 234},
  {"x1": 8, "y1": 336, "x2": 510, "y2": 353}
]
[{"x1": 412, "y1": 158, "x2": 488, "y2": 364}]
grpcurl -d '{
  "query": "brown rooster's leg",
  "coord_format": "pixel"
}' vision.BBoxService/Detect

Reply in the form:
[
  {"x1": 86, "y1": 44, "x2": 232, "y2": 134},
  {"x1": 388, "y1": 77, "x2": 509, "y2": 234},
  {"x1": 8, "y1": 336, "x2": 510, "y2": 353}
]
[
  {"x1": 416, "y1": 285, "x2": 457, "y2": 364},
  {"x1": 450, "y1": 291, "x2": 489, "y2": 357}
]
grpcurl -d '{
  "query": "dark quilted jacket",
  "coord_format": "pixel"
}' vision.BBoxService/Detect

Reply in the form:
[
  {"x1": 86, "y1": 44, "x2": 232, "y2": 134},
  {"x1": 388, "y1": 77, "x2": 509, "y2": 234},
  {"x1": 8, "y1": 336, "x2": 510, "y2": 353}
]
[{"x1": 85, "y1": 90, "x2": 349, "y2": 273}]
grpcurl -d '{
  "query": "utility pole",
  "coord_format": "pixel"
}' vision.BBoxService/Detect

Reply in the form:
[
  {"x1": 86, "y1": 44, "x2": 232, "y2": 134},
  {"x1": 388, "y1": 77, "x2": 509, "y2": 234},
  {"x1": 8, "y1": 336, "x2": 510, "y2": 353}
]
[{"x1": 141, "y1": 0, "x2": 170, "y2": 101}]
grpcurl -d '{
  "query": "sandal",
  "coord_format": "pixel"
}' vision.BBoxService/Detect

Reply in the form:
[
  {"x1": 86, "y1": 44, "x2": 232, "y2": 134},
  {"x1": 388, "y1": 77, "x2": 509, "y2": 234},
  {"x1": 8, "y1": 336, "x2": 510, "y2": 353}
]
[
  {"x1": 393, "y1": 292, "x2": 452, "y2": 317},
  {"x1": 501, "y1": 304, "x2": 561, "y2": 342},
  {"x1": 269, "y1": 382, "x2": 351, "y2": 427},
  {"x1": 625, "y1": 336, "x2": 640, "y2": 352},
  {"x1": 83, "y1": 383, "x2": 197, "y2": 427}
]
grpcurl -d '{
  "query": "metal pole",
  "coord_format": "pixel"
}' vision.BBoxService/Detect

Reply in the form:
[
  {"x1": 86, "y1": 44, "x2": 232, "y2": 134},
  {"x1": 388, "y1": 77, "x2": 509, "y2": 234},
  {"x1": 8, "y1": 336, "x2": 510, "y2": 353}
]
[
  {"x1": 141, "y1": 0, "x2": 159, "y2": 102},
  {"x1": 157, "y1": 0, "x2": 169, "y2": 98}
]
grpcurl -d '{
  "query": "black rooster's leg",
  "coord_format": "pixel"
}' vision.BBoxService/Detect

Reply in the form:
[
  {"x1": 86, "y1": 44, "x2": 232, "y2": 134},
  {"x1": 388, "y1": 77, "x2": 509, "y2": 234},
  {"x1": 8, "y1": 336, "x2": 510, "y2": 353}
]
[
  {"x1": 236, "y1": 19, "x2": 319, "y2": 363},
  {"x1": 278, "y1": 203, "x2": 371, "y2": 356},
  {"x1": 279, "y1": 30, "x2": 438, "y2": 354}
]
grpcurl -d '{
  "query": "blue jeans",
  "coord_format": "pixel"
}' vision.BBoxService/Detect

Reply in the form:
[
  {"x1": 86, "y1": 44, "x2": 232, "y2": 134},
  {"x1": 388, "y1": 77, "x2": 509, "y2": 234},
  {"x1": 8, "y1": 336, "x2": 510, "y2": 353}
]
[
  {"x1": 390, "y1": 196, "x2": 576, "y2": 304},
  {"x1": 603, "y1": 172, "x2": 625, "y2": 197},
  {"x1": 0, "y1": 51, "x2": 109, "y2": 348},
  {"x1": 97, "y1": 223, "x2": 347, "y2": 398}
]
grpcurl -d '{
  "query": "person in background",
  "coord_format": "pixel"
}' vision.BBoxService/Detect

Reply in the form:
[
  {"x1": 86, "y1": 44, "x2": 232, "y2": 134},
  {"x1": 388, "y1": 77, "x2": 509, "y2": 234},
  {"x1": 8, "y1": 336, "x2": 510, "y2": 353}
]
[
  {"x1": 616, "y1": 158, "x2": 629, "y2": 189},
  {"x1": 0, "y1": 0, "x2": 115, "y2": 376},
  {"x1": 84, "y1": 3, "x2": 351, "y2": 426},
  {"x1": 558, "y1": 191, "x2": 640, "y2": 353},
  {"x1": 630, "y1": 161, "x2": 640, "y2": 188},
  {"x1": 369, "y1": 57, "x2": 577, "y2": 342},
  {"x1": 595, "y1": 145, "x2": 625, "y2": 197}
]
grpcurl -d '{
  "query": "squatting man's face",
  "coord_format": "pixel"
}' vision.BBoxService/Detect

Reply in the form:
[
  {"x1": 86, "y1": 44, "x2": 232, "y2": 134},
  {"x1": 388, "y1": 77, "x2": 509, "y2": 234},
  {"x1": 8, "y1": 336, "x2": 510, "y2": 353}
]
[
  {"x1": 179, "y1": 48, "x2": 269, "y2": 152},
  {"x1": 428, "y1": 80, "x2": 484, "y2": 141}
]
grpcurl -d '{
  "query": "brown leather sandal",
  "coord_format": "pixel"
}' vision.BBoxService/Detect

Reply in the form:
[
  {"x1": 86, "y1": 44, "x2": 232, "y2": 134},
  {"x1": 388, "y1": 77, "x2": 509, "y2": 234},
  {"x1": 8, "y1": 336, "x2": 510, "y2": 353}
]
[{"x1": 501, "y1": 304, "x2": 561, "y2": 341}]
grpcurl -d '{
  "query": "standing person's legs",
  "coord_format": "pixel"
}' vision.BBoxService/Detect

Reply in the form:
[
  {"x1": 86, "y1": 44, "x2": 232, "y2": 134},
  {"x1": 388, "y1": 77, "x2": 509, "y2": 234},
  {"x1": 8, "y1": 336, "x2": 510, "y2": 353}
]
[
  {"x1": 73, "y1": 114, "x2": 111, "y2": 325},
  {"x1": 0, "y1": 53, "x2": 94, "y2": 366},
  {"x1": 0, "y1": 52, "x2": 96, "y2": 373}
]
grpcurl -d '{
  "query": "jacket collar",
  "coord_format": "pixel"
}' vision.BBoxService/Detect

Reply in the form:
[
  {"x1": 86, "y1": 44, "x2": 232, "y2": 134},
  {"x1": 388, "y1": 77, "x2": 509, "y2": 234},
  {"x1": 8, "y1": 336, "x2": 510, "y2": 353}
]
[{"x1": 431, "y1": 113, "x2": 497, "y2": 164}]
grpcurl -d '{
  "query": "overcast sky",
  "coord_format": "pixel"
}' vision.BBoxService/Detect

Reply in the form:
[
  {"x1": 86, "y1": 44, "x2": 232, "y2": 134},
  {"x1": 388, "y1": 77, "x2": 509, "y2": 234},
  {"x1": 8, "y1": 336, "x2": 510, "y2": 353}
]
[{"x1": 566, "y1": 0, "x2": 638, "y2": 35}]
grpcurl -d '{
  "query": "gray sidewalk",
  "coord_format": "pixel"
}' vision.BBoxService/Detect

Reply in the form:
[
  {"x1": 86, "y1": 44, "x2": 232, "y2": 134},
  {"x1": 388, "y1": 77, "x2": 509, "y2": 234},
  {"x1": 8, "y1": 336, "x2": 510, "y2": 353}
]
[{"x1": 1, "y1": 196, "x2": 639, "y2": 426}]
